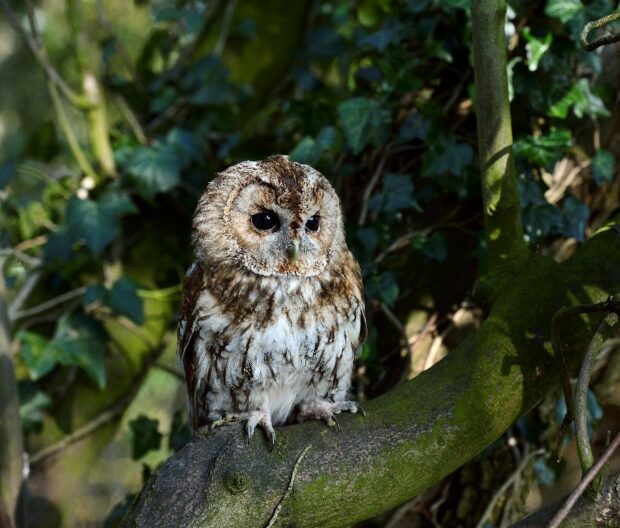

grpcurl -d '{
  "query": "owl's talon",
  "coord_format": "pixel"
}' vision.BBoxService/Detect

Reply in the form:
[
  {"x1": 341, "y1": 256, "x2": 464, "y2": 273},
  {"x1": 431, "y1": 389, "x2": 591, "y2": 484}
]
[{"x1": 358, "y1": 405, "x2": 367, "y2": 417}]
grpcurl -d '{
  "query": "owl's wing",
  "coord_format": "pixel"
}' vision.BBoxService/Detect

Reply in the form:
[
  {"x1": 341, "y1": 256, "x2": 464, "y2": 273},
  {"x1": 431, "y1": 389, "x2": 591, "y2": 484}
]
[{"x1": 177, "y1": 262, "x2": 205, "y2": 424}]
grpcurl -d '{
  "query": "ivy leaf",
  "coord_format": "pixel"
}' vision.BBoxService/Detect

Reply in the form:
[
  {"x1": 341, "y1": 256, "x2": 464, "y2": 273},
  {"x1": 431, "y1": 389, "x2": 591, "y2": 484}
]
[
  {"x1": 67, "y1": 197, "x2": 119, "y2": 255},
  {"x1": 366, "y1": 272, "x2": 399, "y2": 306},
  {"x1": 98, "y1": 187, "x2": 138, "y2": 217},
  {"x1": 17, "y1": 331, "x2": 56, "y2": 380},
  {"x1": 412, "y1": 232, "x2": 448, "y2": 262},
  {"x1": 338, "y1": 98, "x2": 390, "y2": 154},
  {"x1": 359, "y1": 18, "x2": 404, "y2": 51},
  {"x1": 368, "y1": 173, "x2": 421, "y2": 214},
  {"x1": 514, "y1": 129, "x2": 571, "y2": 169},
  {"x1": 398, "y1": 113, "x2": 430, "y2": 142},
  {"x1": 423, "y1": 140, "x2": 473, "y2": 177},
  {"x1": 130, "y1": 415, "x2": 162, "y2": 459},
  {"x1": 523, "y1": 28, "x2": 553, "y2": 72},
  {"x1": 561, "y1": 197, "x2": 589, "y2": 241},
  {"x1": 19, "y1": 384, "x2": 52, "y2": 433},
  {"x1": 591, "y1": 149, "x2": 615, "y2": 186},
  {"x1": 125, "y1": 143, "x2": 183, "y2": 199},
  {"x1": 43, "y1": 227, "x2": 74, "y2": 262},
  {"x1": 549, "y1": 79, "x2": 610, "y2": 119},
  {"x1": 545, "y1": 0, "x2": 583, "y2": 23},
  {"x1": 52, "y1": 314, "x2": 108, "y2": 389},
  {"x1": 290, "y1": 127, "x2": 339, "y2": 166},
  {"x1": 108, "y1": 277, "x2": 144, "y2": 325}
]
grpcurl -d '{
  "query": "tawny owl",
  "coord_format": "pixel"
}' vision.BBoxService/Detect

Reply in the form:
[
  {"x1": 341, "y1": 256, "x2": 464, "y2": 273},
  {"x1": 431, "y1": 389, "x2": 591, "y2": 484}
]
[{"x1": 178, "y1": 155, "x2": 366, "y2": 444}]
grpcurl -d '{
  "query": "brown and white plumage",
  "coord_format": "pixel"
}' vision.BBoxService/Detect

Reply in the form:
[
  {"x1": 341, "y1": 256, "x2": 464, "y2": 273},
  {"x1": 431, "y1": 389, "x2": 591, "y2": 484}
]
[{"x1": 178, "y1": 155, "x2": 366, "y2": 443}]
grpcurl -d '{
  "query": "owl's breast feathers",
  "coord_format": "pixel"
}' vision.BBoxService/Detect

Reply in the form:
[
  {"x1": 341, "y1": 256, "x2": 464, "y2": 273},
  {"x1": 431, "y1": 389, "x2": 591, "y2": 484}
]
[{"x1": 177, "y1": 249, "x2": 366, "y2": 429}]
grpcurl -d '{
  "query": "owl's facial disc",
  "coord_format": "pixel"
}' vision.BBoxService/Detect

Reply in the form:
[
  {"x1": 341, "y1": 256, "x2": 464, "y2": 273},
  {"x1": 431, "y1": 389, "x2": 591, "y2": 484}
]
[{"x1": 227, "y1": 178, "x2": 339, "y2": 277}]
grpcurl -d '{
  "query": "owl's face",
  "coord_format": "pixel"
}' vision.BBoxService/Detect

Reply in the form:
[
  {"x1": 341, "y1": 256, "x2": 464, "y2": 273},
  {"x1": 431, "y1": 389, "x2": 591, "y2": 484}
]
[{"x1": 193, "y1": 156, "x2": 344, "y2": 277}]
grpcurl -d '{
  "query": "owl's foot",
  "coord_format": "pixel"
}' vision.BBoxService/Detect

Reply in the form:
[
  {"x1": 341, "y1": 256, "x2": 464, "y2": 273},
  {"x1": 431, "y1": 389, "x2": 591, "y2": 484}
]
[
  {"x1": 246, "y1": 410, "x2": 276, "y2": 447},
  {"x1": 296, "y1": 400, "x2": 362, "y2": 429}
]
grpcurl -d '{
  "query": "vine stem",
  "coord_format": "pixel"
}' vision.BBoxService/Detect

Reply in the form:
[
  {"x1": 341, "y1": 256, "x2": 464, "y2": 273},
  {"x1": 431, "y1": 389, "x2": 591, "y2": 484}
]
[
  {"x1": 580, "y1": 13, "x2": 620, "y2": 51},
  {"x1": 548, "y1": 432, "x2": 620, "y2": 528}
]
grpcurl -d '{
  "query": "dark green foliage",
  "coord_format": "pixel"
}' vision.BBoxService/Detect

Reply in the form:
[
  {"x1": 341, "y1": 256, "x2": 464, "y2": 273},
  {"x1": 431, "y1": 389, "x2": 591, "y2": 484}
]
[{"x1": 129, "y1": 415, "x2": 163, "y2": 460}]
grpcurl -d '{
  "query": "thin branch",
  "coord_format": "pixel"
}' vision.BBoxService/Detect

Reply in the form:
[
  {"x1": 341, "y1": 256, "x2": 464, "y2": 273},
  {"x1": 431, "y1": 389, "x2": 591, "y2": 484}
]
[
  {"x1": 475, "y1": 448, "x2": 545, "y2": 528},
  {"x1": 29, "y1": 393, "x2": 132, "y2": 466},
  {"x1": 574, "y1": 312, "x2": 619, "y2": 475},
  {"x1": 47, "y1": 82, "x2": 98, "y2": 180},
  {"x1": 113, "y1": 94, "x2": 148, "y2": 145},
  {"x1": 0, "y1": 0, "x2": 91, "y2": 109},
  {"x1": 580, "y1": 13, "x2": 620, "y2": 52},
  {"x1": 379, "y1": 303, "x2": 416, "y2": 382},
  {"x1": 548, "y1": 432, "x2": 620, "y2": 528},
  {"x1": 10, "y1": 286, "x2": 86, "y2": 321},
  {"x1": 358, "y1": 150, "x2": 388, "y2": 226},
  {"x1": 264, "y1": 444, "x2": 312, "y2": 528},
  {"x1": 8, "y1": 271, "x2": 42, "y2": 322},
  {"x1": 213, "y1": 0, "x2": 238, "y2": 57}
]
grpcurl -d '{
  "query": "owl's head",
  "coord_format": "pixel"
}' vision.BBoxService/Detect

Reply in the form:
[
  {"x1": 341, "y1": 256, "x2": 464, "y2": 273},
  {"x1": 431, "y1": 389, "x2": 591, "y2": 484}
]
[{"x1": 193, "y1": 155, "x2": 345, "y2": 277}]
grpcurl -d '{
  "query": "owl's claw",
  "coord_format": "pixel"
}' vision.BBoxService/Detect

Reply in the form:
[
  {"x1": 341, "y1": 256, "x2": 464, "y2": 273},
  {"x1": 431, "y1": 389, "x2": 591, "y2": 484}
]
[
  {"x1": 245, "y1": 410, "x2": 276, "y2": 447},
  {"x1": 297, "y1": 399, "x2": 362, "y2": 429}
]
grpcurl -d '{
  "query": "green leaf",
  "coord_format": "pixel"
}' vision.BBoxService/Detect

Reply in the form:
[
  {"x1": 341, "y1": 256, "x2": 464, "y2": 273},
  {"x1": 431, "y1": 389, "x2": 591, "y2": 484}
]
[
  {"x1": 51, "y1": 314, "x2": 108, "y2": 389},
  {"x1": 368, "y1": 173, "x2": 421, "y2": 214},
  {"x1": 423, "y1": 140, "x2": 473, "y2": 177},
  {"x1": 545, "y1": 0, "x2": 583, "y2": 23},
  {"x1": 19, "y1": 385, "x2": 52, "y2": 433},
  {"x1": 514, "y1": 129, "x2": 572, "y2": 169},
  {"x1": 549, "y1": 79, "x2": 610, "y2": 119},
  {"x1": 130, "y1": 415, "x2": 163, "y2": 459},
  {"x1": 98, "y1": 187, "x2": 138, "y2": 217},
  {"x1": 591, "y1": 149, "x2": 615, "y2": 186},
  {"x1": 523, "y1": 28, "x2": 553, "y2": 72},
  {"x1": 43, "y1": 227, "x2": 74, "y2": 262},
  {"x1": 17, "y1": 331, "x2": 55, "y2": 380},
  {"x1": 338, "y1": 98, "x2": 390, "y2": 154},
  {"x1": 108, "y1": 277, "x2": 145, "y2": 325},
  {"x1": 67, "y1": 197, "x2": 119, "y2": 255},
  {"x1": 125, "y1": 143, "x2": 182, "y2": 199},
  {"x1": 289, "y1": 127, "x2": 339, "y2": 165},
  {"x1": 562, "y1": 197, "x2": 589, "y2": 241}
]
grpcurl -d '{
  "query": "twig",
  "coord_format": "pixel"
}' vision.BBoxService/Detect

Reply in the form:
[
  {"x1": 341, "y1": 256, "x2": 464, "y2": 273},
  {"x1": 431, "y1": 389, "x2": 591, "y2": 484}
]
[
  {"x1": 475, "y1": 448, "x2": 545, "y2": 528},
  {"x1": 0, "y1": 0, "x2": 91, "y2": 109},
  {"x1": 8, "y1": 270, "x2": 42, "y2": 321},
  {"x1": 113, "y1": 94, "x2": 147, "y2": 145},
  {"x1": 574, "y1": 312, "x2": 619, "y2": 475},
  {"x1": 264, "y1": 444, "x2": 312, "y2": 528},
  {"x1": 47, "y1": 81, "x2": 98, "y2": 180},
  {"x1": 358, "y1": 151, "x2": 388, "y2": 226},
  {"x1": 548, "y1": 432, "x2": 620, "y2": 528},
  {"x1": 213, "y1": 0, "x2": 238, "y2": 57},
  {"x1": 10, "y1": 286, "x2": 86, "y2": 321},
  {"x1": 379, "y1": 303, "x2": 415, "y2": 374},
  {"x1": 580, "y1": 13, "x2": 620, "y2": 52},
  {"x1": 29, "y1": 393, "x2": 133, "y2": 466}
]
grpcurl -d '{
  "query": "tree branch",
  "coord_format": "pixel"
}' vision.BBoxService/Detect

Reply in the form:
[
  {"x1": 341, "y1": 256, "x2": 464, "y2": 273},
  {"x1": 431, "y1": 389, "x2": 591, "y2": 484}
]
[
  {"x1": 580, "y1": 13, "x2": 620, "y2": 52},
  {"x1": 122, "y1": 227, "x2": 620, "y2": 528},
  {"x1": 472, "y1": 0, "x2": 528, "y2": 272}
]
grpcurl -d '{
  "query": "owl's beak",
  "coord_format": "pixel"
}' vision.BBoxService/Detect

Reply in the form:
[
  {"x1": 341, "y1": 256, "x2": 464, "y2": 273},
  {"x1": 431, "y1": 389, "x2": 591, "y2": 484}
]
[{"x1": 289, "y1": 237, "x2": 300, "y2": 263}]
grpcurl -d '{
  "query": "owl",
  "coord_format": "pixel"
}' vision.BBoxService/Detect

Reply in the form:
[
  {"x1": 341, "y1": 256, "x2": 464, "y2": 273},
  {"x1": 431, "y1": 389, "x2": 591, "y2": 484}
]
[{"x1": 178, "y1": 155, "x2": 366, "y2": 445}]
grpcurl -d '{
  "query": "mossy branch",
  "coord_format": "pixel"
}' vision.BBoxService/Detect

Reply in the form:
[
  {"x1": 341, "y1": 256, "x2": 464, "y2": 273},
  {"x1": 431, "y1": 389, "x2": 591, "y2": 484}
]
[
  {"x1": 122, "y1": 227, "x2": 620, "y2": 528},
  {"x1": 472, "y1": 0, "x2": 528, "y2": 273}
]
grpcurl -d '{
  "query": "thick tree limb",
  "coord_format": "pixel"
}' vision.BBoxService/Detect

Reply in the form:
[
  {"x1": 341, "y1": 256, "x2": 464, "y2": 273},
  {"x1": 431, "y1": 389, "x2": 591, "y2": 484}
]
[
  {"x1": 472, "y1": 0, "x2": 528, "y2": 271},
  {"x1": 122, "y1": 227, "x2": 620, "y2": 528}
]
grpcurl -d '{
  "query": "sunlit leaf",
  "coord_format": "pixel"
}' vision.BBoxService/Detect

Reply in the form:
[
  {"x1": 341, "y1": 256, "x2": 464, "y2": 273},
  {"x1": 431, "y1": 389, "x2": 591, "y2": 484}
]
[
  {"x1": 549, "y1": 79, "x2": 610, "y2": 119},
  {"x1": 545, "y1": 0, "x2": 583, "y2": 23},
  {"x1": 17, "y1": 331, "x2": 55, "y2": 380}
]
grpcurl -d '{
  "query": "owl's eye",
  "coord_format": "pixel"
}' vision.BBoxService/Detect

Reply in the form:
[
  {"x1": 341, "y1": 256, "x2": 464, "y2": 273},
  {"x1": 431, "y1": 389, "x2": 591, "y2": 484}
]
[
  {"x1": 305, "y1": 215, "x2": 320, "y2": 232},
  {"x1": 251, "y1": 211, "x2": 280, "y2": 231}
]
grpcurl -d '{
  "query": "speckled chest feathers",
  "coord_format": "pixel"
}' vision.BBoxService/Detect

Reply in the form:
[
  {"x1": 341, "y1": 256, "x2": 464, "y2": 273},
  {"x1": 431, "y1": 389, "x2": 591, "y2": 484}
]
[{"x1": 178, "y1": 155, "x2": 366, "y2": 442}]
